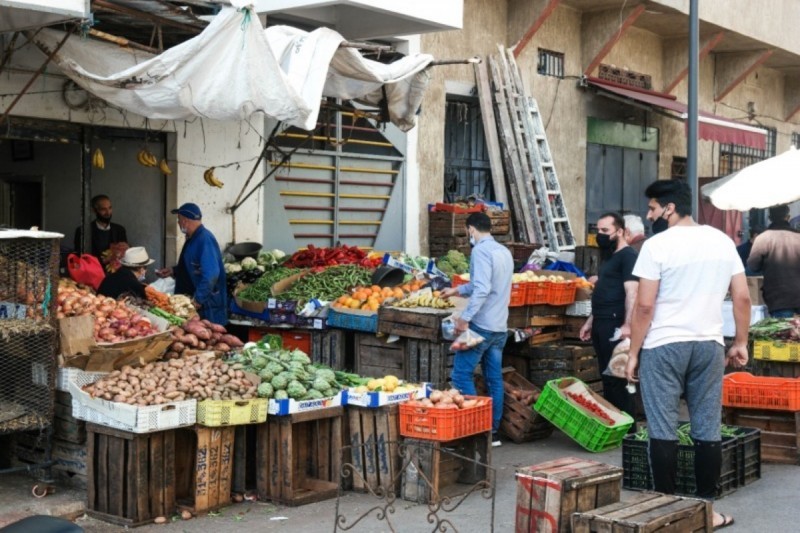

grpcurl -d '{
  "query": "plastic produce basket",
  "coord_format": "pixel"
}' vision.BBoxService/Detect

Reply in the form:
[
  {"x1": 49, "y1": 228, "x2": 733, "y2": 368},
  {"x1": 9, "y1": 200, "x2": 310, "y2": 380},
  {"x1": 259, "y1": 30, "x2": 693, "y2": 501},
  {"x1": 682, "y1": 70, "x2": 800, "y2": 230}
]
[
  {"x1": 56, "y1": 367, "x2": 108, "y2": 393},
  {"x1": 733, "y1": 426, "x2": 761, "y2": 486},
  {"x1": 327, "y1": 308, "x2": 378, "y2": 333},
  {"x1": 533, "y1": 378, "x2": 633, "y2": 452},
  {"x1": 722, "y1": 372, "x2": 800, "y2": 410},
  {"x1": 398, "y1": 396, "x2": 492, "y2": 441},
  {"x1": 545, "y1": 281, "x2": 577, "y2": 306},
  {"x1": 509, "y1": 283, "x2": 527, "y2": 307},
  {"x1": 753, "y1": 340, "x2": 800, "y2": 362},
  {"x1": 196, "y1": 398, "x2": 268, "y2": 427},
  {"x1": 71, "y1": 397, "x2": 197, "y2": 434},
  {"x1": 621, "y1": 434, "x2": 738, "y2": 498},
  {"x1": 526, "y1": 282, "x2": 548, "y2": 305}
]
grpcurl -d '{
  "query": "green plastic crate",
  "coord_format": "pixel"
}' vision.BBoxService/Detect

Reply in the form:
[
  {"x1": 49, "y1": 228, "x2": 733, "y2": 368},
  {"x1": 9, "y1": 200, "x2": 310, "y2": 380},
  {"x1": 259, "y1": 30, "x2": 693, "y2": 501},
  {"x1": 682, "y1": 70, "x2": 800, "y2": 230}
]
[{"x1": 533, "y1": 377, "x2": 634, "y2": 452}]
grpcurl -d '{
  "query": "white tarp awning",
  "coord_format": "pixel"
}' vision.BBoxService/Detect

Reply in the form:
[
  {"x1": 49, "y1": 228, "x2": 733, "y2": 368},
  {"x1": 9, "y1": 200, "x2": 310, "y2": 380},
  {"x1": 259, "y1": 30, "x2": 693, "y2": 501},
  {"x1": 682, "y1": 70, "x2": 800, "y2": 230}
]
[
  {"x1": 30, "y1": 4, "x2": 433, "y2": 131},
  {"x1": 701, "y1": 147, "x2": 800, "y2": 210},
  {"x1": 0, "y1": 0, "x2": 88, "y2": 33}
]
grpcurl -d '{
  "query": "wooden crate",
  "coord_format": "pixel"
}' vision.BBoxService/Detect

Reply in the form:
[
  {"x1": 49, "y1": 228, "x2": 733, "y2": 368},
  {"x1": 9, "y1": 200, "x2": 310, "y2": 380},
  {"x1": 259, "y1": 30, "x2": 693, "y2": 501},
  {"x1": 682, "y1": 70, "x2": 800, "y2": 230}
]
[
  {"x1": 508, "y1": 306, "x2": 529, "y2": 329},
  {"x1": 378, "y1": 307, "x2": 448, "y2": 343},
  {"x1": 354, "y1": 334, "x2": 406, "y2": 379},
  {"x1": 311, "y1": 329, "x2": 348, "y2": 370},
  {"x1": 574, "y1": 246, "x2": 604, "y2": 278},
  {"x1": 430, "y1": 242, "x2": 471, "y2": 258},
  {"x1": 723, "y1": 407, "x2": 800, "y2": 465},
  {"x1": 401, "y1": 432, "x2": 491, "y2": 505},
  {"x1": 86, "y1": 424, "x2": 176, "y2": 527},
  {"x1": 175, "y1": 425, "x2": 235, "y2": 514},
  {"x1": 256, "y1": 407, "x2": 344, "y2": 506},
  {"x1": 347, "y1": 405, "x2": 401, "y2": 495},
  {"x1": 562, "y1": 316, "x2": 589, "y2": 341},
  {"x1": 750, "y1": 359, "x2": 800, "y2": 378},
  {"x1": 54, "y1": 390, "x2": 86, "y2": 445},
  {"x1": 528, "y1": 344, "x2": 600, "y2": 387},
  {"x1": 429, "y1": 211, "x2": 471, "y2": 237},
  {"x1": 476, "y1": 368, "x2": 553, "y2": 443},
  {"x1": 406, "y1": 339, "x2": 455, "y2": 389},
  {"x1": 13, "y1": 433, "x2": 88, "y2": 490},
  {"x1": 232, "y1": 424, "x2": 258, "y2": 494},
  {"x1": 515, "y1": 456, "x2": 622, "y2": 533},
  {"x1": 571, "y1": 492, "x2": 713, "y2": 533}
]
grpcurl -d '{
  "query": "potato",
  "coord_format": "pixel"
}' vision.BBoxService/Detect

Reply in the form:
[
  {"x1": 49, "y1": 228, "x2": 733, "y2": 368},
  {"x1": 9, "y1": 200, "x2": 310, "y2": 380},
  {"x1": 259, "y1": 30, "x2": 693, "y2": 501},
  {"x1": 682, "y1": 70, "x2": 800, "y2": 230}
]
[
  {"x1": 215, "y1": 342, "x2": 231, "y2": 353},
  {"x1": 154, "y1": 516, "x2": 167, "y2": 524}
]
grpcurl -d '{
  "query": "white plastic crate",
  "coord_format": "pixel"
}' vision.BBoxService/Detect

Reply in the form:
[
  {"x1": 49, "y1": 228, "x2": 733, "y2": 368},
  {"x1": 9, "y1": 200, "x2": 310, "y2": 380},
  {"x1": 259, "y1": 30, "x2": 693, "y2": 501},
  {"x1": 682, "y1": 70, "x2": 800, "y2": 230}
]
[
  {"x1": 56, "y1": 367, "x2": 108, "y2": 392},
  {"x1": 566, "y1": 300, "x2": 592, "y2": 317},
  {"x1": 69, "y1": 380, "x2": 196, "y2": 433}
]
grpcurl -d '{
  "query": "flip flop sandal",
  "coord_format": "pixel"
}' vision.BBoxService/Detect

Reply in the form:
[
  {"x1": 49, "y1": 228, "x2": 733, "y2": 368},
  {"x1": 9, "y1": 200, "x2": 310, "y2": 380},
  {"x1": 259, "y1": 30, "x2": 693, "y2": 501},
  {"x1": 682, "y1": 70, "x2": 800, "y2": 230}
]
[{"x1": 714, "y1": 513, "x2": 735, "y2": 530}]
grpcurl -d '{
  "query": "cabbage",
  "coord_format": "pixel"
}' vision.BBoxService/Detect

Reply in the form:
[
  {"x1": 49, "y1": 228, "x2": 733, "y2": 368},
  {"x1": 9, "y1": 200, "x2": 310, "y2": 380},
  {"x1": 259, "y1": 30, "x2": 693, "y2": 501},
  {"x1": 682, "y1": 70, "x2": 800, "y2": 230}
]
[{"x1": 241, "y1": 257, "x2": 258, "y2": 271}]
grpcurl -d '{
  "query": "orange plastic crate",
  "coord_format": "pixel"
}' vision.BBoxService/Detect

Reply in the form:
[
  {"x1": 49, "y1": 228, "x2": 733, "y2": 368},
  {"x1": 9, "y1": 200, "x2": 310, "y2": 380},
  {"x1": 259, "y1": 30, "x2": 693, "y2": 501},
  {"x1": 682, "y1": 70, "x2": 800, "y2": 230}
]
[
  {"x1": 722, "y1": 372, "x2": 800, "y2": 411},
  {"x1": 510, "y1": 283, "x2": 527, "y2": 307},
  {"x1": 546, "y1": 281, "x2": 577, "y2": 306},
  {"x1": 399, "y1": 396, "x2": 492, "y2": 441},
  {"x1": 526, "y1": 282, "x2": 548, "y2": 305}
]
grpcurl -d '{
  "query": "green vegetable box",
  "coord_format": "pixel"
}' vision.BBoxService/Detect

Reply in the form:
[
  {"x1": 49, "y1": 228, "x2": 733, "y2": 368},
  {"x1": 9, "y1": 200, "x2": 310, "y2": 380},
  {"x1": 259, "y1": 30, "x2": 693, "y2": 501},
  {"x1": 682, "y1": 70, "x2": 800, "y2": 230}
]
[{"x1": 268, "y1": 389, "x2": 346, "y2": 416}]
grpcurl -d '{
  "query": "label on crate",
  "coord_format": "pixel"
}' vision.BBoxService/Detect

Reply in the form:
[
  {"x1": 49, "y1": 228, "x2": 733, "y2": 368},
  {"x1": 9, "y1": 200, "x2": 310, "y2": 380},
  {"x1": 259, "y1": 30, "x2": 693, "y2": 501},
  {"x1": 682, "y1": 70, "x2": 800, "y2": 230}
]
[
  {"x1": 267, "y1": 389, "x2": 345, "y2": 416},
  {"x1": 0, "y1": 301, "x2": 27, "y2": 319},
  {"x1": 347, "y1": 383, "x2": 430, "y2": 408}
]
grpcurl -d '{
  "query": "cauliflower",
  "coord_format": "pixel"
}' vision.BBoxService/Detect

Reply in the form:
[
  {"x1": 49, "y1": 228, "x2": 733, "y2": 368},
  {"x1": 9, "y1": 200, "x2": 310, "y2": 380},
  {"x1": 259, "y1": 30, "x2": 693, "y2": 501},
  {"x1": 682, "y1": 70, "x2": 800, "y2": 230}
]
[
  {"x1": 241, "y1": 257, "x2": 258, "y2": 271},
  {"x1": 225, "y1": 263, "x2": 243, "y2": 274}
]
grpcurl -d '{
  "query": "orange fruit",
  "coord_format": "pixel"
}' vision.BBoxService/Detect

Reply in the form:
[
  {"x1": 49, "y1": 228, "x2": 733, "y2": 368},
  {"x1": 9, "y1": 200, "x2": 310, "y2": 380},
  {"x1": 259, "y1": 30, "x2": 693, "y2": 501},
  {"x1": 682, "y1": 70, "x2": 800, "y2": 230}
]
[
  {"x1": 369, "y1": 301, "x2": 380, "y2": 311},
  {"x1": 433, "y1": 290, "x2": 441, "y2": 298},
  {"x1": 402, "y1": 284, "x2": 411, "y2": 292},
  {"x1": 393, "y1": 288, "x2": 404, "y2": 299},
  {"x1": 349, "y1": 300, "x2": 361, "y2": 309},
  {"x1": 371, "y1": 285, "x2": 381, "y2": 293}
]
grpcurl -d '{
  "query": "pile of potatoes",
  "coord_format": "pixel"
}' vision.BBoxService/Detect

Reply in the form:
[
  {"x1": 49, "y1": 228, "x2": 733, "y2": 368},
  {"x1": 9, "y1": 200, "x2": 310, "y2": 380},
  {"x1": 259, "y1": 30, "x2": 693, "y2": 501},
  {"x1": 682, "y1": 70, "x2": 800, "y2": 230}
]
[
  {"x1": 406, "y1": 388, "x2": 485, "y2": 410},
  {"x1": 82, "y1": 353, "x2": 257, "y2": 406},
  {"x1": 166, "y1": 315, "x2": 244, "y2": 359}
]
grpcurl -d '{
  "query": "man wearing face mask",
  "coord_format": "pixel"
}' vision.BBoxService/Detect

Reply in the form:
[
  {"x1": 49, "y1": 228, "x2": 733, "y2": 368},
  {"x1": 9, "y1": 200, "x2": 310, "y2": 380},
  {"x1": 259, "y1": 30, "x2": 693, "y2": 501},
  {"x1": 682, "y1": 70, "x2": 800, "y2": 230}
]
[
  {"x1": 626, "y1": 179, "x2": 749, "y2": 530},
  {"x1": 579, "y1": 212, "x2": 638, "y2": 416},
  {"x1": 440, "y1": 212, "x2": 513, "y2": 447},
  {"x1": 97, "y1": 246, "x2": 152, "y2": 299},
  {"x1": 156, "y1": 203, "x2": 228, "y2": 325}
]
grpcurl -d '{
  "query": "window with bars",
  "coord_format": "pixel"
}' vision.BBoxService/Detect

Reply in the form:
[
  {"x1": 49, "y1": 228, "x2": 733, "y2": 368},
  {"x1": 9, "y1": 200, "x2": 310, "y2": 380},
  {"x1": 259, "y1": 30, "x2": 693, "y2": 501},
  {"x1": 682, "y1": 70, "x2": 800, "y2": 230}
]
[
  {"x1": 537, "y1": 48, "x2": 564, "y2": 79},
  {"x1": 792, "y1": 132, "x2": 800, "y2": 148},
  {"x1": 671, "y1": 156, "x2": 687, "y2": 180},
  {"x1": 718, "y1": 127, "x2": 776, "y2": 175}
]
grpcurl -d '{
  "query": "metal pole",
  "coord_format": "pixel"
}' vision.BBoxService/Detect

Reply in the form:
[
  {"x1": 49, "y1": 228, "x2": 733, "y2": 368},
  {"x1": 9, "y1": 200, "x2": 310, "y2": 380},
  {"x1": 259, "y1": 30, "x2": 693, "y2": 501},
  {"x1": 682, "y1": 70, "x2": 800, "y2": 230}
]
[{"x1": 688, "y1": 0, "x2": 699, "y2": 217}]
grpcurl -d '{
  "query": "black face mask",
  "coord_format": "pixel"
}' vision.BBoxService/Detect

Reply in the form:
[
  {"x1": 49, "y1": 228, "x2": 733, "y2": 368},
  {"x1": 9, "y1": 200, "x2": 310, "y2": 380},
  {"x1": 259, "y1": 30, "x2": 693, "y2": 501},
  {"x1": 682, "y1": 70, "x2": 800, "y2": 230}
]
[
  {"x1": 651, "y1": 218, "x2": 669, "y2": 234},
  {"x1": 596, "y1": 233, "x2": 616, "y2": 250}
]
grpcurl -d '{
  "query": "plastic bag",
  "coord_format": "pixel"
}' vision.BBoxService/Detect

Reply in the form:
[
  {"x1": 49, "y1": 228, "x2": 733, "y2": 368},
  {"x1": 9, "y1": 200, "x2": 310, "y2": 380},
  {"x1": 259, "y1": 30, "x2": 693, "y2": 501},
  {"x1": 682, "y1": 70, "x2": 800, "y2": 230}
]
[
  {"x1": 66, "y1": 253, "x2": 106, "y2": 290},
  {"x1": 149, "y1": 276, "x2": 176, "y2": 295},
  {"x1": 603, "y1": 338, "x2": 630, "y2": 378},
  {"x1": 450, "y1": 329, "x2": 485, "y2": 351},
  {"x1": 441, "y1": 313, "x2": 459, "y2": 341}
]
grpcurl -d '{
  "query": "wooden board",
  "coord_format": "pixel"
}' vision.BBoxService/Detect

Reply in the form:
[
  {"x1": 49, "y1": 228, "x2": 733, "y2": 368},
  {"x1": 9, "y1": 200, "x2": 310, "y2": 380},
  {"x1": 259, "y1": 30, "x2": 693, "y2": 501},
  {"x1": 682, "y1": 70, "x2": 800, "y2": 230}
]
[
  {"x1": 86, "y1": 424, "x2": 176, "y2": 527},
  {"x1": 354, "y1": 334, "x2": 406, "y2": 380},
  {"x1": 474, "y1": 61, "x2": 508, "y2": 207},
  {"x1": 401, "y1": 432, "x2": 491, "y2": 505},
  {"x1": 508, "y1": 306, "x2": 530, "y2": 329},
  {"x1": 378, "y1": 306, "x2": 449, "y2": 343},
  {"x1": 256, "y1": 407, "x2": 343, "y2": 506},
  {"x1": 311, "y1": 329, "x2": 347, "y2": 370},
  {"x1": 175, "y1": 425, "x2": 235, "y2": 514},
  {"x1": 571, "y1": 492, "x2": 712, "y2": 533},
  {"x1": 406, "y1": 339, "x2": 455, "y2": 390},
  {"x1": 723, "y1": 407, "x2": 800, "y2": 465},
  {"x1": 347, "y1": 405, "x2": 401, "y2": 495},
  {"x1": 515, "y1": 457, "x2": 623, "y2": 533},
  {"x1": 750, "y1": 359, "x2": 800, "y2": 378},
  {"x1": 232, "y1": 424, "x2": 258, "y2": 493}
]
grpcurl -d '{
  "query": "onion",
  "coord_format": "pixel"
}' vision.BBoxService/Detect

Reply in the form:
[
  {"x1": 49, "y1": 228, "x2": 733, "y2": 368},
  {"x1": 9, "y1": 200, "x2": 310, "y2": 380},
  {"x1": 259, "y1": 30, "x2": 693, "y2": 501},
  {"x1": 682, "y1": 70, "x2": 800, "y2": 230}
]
[
  {"x1": 429, "y1": 390, "x2": 443, "y2": 404},
  {"x1": 111, "y1": 309, "x2": 129, "y2": 320},
  {"x1": 79, "y1": 296, "x2": 93, "y2": 306}
]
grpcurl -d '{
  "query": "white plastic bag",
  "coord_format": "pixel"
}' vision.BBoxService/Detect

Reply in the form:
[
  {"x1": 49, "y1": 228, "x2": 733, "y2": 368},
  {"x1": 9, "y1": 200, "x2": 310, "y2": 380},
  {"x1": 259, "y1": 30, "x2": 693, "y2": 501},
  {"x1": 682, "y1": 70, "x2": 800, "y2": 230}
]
[
  {"x1": 603, "y1": 338, "x2": 630, "y2": 378},
  {"x1": 450, "y1": 329, "x2": 485, "y2": 351},
  {"x1": 441, "y1": 312, "x2": 459, "y2": 341},
  {"x1": 149, "y1": 276, "x2": 175, "y2": 295}
]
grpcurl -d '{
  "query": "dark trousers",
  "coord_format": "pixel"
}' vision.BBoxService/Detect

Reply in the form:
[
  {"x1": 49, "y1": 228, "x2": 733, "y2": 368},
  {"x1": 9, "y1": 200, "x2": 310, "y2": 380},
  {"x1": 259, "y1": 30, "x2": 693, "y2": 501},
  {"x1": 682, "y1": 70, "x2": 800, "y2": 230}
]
[{"x1": 591, "y1": 315, "x2": 635, "y2": 417}]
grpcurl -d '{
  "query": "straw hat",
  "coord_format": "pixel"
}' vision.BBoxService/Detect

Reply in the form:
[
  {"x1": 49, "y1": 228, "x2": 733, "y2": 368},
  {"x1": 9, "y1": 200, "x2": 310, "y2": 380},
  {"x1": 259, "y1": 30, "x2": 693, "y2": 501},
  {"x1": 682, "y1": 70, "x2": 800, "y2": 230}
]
[{"x1": 120, "y1": 247, "x2": 155, "y2": 268}]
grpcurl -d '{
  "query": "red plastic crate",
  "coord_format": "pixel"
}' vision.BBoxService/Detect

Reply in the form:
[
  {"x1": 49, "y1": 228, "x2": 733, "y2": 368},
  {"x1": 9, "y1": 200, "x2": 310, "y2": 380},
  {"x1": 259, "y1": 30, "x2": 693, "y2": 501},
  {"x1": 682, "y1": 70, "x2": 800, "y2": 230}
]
[
  {"x1": 546, "y1": 281, "x2": 577, "y2": 306},
  {"x1": 722, "y1": 372, "x2": 800, "y2": 411},
  {"x1": 451, "y1": 275, "x2": 468, "y2": 288},
  {"x1": 433, "y1": 202, "x2": 484, "y2": 214},
  {"x1": 399, "y1": 396, "x2": 492, "y2": 441},
  {"x1": 510, "y1": 283, "x2": 527, "y2": 307},
  {"x1": 526, "y1": 282, "x2": 548, "y2": 305}
]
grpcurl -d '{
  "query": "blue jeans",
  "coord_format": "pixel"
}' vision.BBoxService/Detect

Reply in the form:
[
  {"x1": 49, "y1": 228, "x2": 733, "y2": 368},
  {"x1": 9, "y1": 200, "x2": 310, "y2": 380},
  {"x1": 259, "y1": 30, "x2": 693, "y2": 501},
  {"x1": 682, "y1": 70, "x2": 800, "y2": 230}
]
[
  {"x1": 450, "y1": 324, "x2": 508, "y2": 433},
  {"x1": 770, "y1": 308, "x2": 800, "y2": 318}
]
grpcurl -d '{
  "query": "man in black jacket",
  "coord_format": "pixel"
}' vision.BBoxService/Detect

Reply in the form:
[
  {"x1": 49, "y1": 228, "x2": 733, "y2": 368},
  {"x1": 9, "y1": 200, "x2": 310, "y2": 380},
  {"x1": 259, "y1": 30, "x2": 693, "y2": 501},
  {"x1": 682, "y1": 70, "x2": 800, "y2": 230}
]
[
  {"x1": 97, "y1": 247, "x2": 153, "y2": 299},
  {"x1": 74, "y1": 195, "x2": 127, "y2": 257}
]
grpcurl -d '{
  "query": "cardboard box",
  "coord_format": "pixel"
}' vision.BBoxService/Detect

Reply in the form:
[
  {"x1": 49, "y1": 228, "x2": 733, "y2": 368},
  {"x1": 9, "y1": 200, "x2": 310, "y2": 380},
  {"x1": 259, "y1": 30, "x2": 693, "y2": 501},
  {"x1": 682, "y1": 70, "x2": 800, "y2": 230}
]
[
  {"x1": 346, "y1": 383, "x2": 429, "y2": 408},
  {"x1": 267, "y1": 389, "x2": 345, "y2": 416},
  {"x1": 59, "y1": 315, "x2": 96, "y2": 359},
  {"x1": 747, "y1": 276, "x2": 764, "y2": 305}
]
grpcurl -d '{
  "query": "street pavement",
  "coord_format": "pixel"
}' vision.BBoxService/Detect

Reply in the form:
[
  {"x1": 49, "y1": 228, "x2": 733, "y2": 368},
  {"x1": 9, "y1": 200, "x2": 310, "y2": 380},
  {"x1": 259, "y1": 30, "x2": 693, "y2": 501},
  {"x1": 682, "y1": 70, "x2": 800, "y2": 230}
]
[{"x1": 2, "y1": 429, "x2": 784, "y2": 532}]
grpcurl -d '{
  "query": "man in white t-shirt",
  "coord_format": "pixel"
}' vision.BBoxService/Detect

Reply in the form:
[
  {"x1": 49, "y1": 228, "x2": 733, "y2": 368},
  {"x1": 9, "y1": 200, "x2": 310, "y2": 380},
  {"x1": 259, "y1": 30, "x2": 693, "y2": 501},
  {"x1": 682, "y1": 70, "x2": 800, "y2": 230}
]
[{"x1": 625, "y1": 180, "x2": 750, "y2": 531}]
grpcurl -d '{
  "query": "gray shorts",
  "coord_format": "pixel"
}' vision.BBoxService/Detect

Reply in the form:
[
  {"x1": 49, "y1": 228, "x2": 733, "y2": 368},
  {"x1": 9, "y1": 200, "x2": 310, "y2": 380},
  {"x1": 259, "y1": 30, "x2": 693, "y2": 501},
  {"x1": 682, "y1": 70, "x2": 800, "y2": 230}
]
[{"x1": 639, "y1": 341, "x2": 724, "y2": 442}]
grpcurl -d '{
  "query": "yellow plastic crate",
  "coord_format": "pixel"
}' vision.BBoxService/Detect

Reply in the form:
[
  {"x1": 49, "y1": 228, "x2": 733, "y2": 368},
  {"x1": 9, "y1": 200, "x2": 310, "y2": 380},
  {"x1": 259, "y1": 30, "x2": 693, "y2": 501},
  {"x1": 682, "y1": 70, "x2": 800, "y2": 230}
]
[
  {"x1": 753, "y1": 340, "x2": 800, "y2": 362},
  {"x1": 196, "y1": 398, "x2": 268, "y2": 427}
]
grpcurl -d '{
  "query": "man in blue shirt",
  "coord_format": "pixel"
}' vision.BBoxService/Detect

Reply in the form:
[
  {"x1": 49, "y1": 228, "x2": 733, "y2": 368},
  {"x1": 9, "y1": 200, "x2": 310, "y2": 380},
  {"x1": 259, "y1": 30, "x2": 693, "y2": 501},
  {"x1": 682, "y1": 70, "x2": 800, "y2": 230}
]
[
  {"x1": 156, "y1": 203, "x2": 228, "y2": 325},
  {"x1": 441, "y1": 212, "x2": 513, "y2": 446}
]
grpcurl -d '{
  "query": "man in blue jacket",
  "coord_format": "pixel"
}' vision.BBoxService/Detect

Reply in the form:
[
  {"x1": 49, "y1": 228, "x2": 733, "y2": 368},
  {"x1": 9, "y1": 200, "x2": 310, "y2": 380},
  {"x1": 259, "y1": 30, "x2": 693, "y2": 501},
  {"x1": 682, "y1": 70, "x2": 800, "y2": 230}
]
[{"x1": 157, "y1": 203, "x2": 228, "y2": 325}]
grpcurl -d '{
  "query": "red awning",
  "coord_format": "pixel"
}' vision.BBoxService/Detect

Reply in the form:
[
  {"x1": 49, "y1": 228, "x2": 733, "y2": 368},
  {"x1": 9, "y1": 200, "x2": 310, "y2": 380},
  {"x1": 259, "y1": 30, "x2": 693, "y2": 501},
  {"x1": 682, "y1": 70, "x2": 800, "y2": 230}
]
[{"x1": 585, "y1": 77, "x2": 767, "y2": 150}]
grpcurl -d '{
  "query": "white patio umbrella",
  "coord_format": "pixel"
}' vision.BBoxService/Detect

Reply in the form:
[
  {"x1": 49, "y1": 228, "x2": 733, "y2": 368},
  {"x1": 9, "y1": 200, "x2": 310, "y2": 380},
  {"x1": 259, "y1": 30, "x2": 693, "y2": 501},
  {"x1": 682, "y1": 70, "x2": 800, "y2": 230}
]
[{"x1": 701, "y1": 147, "x2": 800, "y2": 210}]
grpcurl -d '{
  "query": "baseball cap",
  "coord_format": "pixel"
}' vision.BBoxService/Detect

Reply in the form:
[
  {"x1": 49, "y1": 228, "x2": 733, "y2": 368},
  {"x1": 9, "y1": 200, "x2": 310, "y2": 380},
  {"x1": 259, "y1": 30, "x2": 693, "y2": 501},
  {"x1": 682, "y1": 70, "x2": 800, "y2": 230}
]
[{"x1": 171, "y1": 202, "x2": 202, "y2": 220}]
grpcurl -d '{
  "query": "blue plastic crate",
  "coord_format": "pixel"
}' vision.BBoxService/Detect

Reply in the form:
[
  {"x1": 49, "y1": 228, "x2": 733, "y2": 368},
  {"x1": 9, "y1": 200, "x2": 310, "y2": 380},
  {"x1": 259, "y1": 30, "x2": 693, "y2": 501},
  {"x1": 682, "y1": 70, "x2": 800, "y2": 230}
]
[{"x1": 327, "y1": 308, "x2": 378, "y2": 333}]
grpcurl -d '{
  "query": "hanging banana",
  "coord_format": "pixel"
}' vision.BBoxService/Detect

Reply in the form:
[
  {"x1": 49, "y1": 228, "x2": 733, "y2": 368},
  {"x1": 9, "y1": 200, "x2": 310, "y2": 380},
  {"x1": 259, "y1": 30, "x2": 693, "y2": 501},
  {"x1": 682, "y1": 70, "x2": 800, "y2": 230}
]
[
  {"x1": 203, "y1": 167, "x2": 224, "y2": 188},
  {"x1": 92, "y1": 148, "x2": 105, "y2": 169},
  {"x1": 137, "y1": 149, "x2": 158, "y2": 168},
  {"x1": 159, "y1": 159, "x2": 173, "y2": 175}
]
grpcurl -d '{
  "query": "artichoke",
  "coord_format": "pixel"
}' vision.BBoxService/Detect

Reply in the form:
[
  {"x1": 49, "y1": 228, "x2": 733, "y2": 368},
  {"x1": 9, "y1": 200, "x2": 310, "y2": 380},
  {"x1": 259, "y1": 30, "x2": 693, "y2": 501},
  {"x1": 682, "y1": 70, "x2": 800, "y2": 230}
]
[{"x1": 257, "y1": 382, "x2": 274, "y2": 398}]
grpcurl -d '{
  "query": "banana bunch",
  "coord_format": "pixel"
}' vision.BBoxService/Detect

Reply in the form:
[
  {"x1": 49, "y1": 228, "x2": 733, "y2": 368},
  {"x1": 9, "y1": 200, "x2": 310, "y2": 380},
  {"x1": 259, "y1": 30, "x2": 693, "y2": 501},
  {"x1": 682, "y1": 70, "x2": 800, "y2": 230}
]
[
  {"x1": 137, "y1": 149, "x2": 158, "y2": 168},
  {"x1": 92, "y1": 148, "x2": 105, "y2": 169},
  {"x1": 159, "y1": 159, "x2": 173, "y2": 175},
  {"x1": 393, "y1": 294, "x2": 454, "y2": 309},
  {"x1": 203, "y1": 166, "x2": 224, "y2": 188}
]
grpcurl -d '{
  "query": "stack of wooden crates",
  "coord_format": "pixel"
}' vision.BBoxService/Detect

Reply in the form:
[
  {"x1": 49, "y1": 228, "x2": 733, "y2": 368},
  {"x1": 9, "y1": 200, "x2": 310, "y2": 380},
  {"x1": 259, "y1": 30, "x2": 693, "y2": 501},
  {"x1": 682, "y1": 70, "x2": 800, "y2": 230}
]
[{"x1": 428, "y1": 208, "x2": 510, "y2": 258}]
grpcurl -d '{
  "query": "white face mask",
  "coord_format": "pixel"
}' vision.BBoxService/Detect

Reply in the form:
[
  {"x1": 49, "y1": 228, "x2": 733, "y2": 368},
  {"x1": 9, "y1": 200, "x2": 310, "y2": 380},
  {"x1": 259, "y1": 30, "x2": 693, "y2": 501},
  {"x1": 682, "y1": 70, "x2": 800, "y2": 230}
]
[
  {"x1": 469, "y1": 234, "x2": 476, "y2": 246},
  {"x1": 179, "y1": 224, "x2": 188, "y2": 235},
  {"x1": 138, "y1": 273, "x2": 147, "y2": 282}
]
